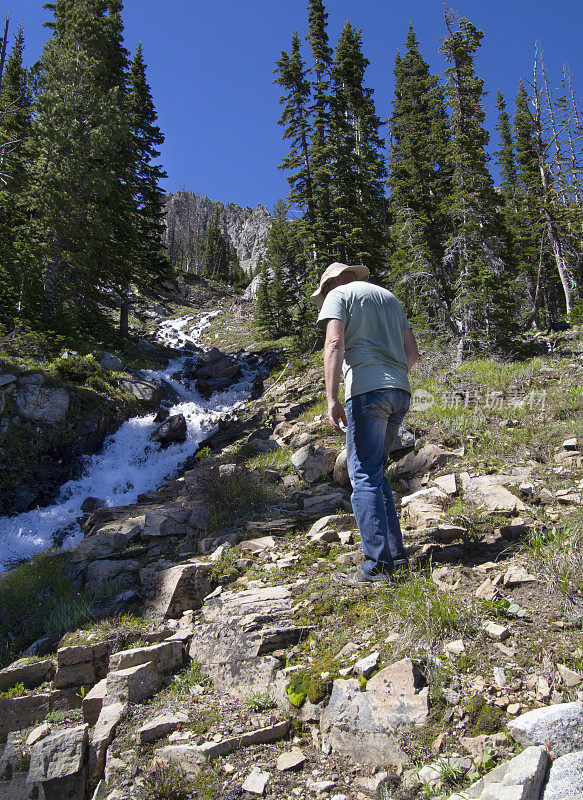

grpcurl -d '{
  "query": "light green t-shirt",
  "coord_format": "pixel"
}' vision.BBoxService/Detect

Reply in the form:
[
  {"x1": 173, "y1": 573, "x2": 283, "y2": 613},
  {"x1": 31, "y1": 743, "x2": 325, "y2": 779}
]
[{"x1": 317, "y1": 281, "x2": 411, "y2": 401}]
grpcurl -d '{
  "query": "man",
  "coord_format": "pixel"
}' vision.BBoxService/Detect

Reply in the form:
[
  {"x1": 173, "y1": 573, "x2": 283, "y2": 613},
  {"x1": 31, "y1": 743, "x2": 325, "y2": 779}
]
[{"x1": 311, "y1": 262, "x2": 419, "y2": 584}]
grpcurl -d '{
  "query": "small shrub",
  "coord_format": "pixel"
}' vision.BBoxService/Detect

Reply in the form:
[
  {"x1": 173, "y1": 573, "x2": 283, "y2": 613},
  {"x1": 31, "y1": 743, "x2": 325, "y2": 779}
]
[
  {"x1": 45, "y1": 707, "x2": 83, "y2": 724},
  {"x1": 0, "y1": 682, "x2": 25, "y2": 699},
  {"x1": 144, "y1": 761, "x2": 190, "y2": 800},
  {"x1": 244, "y1": 691, "x2": 275, "y2": 711},
  {"x1": 166, "y1": 660, "x2": 211, "y2": 696}
]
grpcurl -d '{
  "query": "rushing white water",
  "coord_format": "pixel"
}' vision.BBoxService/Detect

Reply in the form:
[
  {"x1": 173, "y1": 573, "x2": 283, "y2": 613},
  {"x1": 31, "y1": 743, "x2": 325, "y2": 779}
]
[{"x1": 0, "y1": 312, "x2": 255, "y2": 570}]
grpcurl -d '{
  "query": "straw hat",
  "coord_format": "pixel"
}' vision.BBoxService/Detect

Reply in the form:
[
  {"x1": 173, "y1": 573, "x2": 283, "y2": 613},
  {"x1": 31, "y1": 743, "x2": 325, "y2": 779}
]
[{"x1": 310, "y1": 262, "x2": 370, "y2": 308}]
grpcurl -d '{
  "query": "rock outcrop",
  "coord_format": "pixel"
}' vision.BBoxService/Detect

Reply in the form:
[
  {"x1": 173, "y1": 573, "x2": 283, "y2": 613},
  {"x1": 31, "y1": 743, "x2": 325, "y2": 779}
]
[{"x1": 164, "y1": 192, "x2": 271, "y2": 274}]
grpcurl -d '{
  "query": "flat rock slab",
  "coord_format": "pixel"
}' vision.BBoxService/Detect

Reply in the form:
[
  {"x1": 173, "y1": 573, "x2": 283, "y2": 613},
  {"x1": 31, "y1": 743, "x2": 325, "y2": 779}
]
[
  {"x1": 307, "y1": 514, "x2": 355, "y2": 537},
  {"x1": 108, "y1": 640, "x2": 184, "y2": 675},
  {"x1": 541, "y1": 749, "x2": 583, "y2": 799},
  {"x1": 276, "y1": 747, "x2": 306, "y2": 771},
  {"x1": 320, "y1": 658, "x2": 429, "y2": 767},
  {"x1": 401, "y1": 488, "x2": 448, "y2": 528},
  {"x1": 28, "y1": 723, "x2": 88, "y2": 783},
  {"x1": 143, "y1": 561, "x2": 214, "y2": 618},
  {"x1": 191, "y1": 583, "x2": 311, "y2": 699},
  {"x1": 153, "y1": 744, "x2": 205, "y2": 777},
  {"x1": 0, "y1": 658, "x2": 54, "y2": 692},
  {"x1": 242, "y1": 767, "x2": 270, "y2": 795},
  {"x1": 137, "y1": 712, "x2": 188, "y2": 745},
  {"x1": 447, "y1": 745, "x2": 549, "y2": 800},
  {"x1": 197, "y1": 721, "x2": 291, "y2": 760},
  {"x1": 507, "y1": 702, "x2": 583, "y2": 757}
]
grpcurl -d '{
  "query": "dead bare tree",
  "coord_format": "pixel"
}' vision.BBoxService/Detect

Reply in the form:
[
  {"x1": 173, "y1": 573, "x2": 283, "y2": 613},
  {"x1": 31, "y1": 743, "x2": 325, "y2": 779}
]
[{"x1": 525, "y1": 44, "x2": 579, "y2": 314}]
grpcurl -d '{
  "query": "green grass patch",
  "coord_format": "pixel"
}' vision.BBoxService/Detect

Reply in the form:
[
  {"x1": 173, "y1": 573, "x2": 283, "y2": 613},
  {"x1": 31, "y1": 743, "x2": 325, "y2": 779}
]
[
  {"x1": 0, "y1": 552, "x2": 95, "y2": 667},
  {"x1": 143, "y1": 760, "x2": 191, "y2": 800},
  {"x1": 166, "y1": 660, "x2": 212, "y2": 696},
  {"x1": 523, "y1": 512, "x2": 583, "y2": 602}
]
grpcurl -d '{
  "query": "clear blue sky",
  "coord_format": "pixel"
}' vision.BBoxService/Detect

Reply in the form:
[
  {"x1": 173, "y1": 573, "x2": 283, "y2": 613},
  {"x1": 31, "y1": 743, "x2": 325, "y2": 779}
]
[{"x1": 11, "y1": 0, "x2": 583, "y2": 210}]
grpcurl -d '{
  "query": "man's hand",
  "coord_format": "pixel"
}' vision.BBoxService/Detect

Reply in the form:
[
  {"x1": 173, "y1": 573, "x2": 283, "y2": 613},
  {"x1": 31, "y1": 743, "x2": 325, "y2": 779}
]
[{"x1": 327, "y1": 398, "x2": 347, "y2": 435}]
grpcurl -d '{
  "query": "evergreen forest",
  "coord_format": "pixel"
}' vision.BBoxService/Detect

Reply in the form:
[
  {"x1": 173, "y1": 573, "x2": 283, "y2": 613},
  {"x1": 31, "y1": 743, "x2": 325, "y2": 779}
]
[
  {"x1": 0, "y1": 1, "x2": 582, "y2": 358},
  {"x1": 256, "y1": 1, "x2": 583, "y2": 357}
]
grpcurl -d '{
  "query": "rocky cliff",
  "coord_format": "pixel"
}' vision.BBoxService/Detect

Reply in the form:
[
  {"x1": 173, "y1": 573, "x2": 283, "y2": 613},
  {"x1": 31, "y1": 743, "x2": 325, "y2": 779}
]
[{"x1": 164, "y1": 192, "x2": 272, "y2": 275}]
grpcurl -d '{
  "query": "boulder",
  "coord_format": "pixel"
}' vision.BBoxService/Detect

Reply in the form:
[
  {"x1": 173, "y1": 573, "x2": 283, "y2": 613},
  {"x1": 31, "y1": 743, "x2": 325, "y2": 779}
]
[
  {"x1": 54, "y1": 643, "x2": 110, "y2": 690},
  {"x1": 98, "y1": 352, "x2": 122, "y2": 372},
  {"x1": 16, "y1": 384, "x2": 69, "y2": 424},
  {"x1": 541, "y1": 749, "x2": 583, "y2": 799},
  {"x1": 150, "y1": 414, "x2": 187, "y2": 446},
  {"x1": 392, "y1": 443, "x2": 456, "y2": 479},
  {"x1": 507, "y1": 702, "x2": 583, "y2": 757},
  {"x1": 153, "y1": 744, "x2": 205, "y2": 777},
  {"x1": 0, "y1": 658, "x2": 54, "y2": 692},
  {"x1": 0, "y1": 374, "x2": 17, "y2": 388},
  {"x1": 333, "y1": 449, "x2": 350, "y2": 486},
  {"x1": 118, "y1": 377, "x2": 161, "y2": 408},
  {"x1": 291, "y1": 444, "x2": 337, "y2": 483},
  {"x1": 446, "y1": 745, "x2": 550, "y2": 800},
  {"x1": 72, "y1": 528, "x2": 131, "y2": 563},
  {"x1": 28, "y1": 724, "x2": 88, "y2": 800},
  {"x1": 320, "y1": 658, "x2": 429, "y2": 767},
  {"x1": 460, "y1": 472, "x2": 529, "y2": 515},
  {"x1": 194, "y1": 349, "x2": 242, "y2": 397},
  {"x1": 401, "y1": 488, "x2": 447, "y2": 528},
  {"x1": 83, "y1": 679, "x2": 107, "y2": 726},
  {"x1": 190, "y1": 583, "x2": 311, "y2": 699},
  {"x1": 104, "y1": 662, "x2": 160, "y2": 705},
  {"x1": 80, "y1": 497, "x2": 106, "y2": 513},
  {"x1": 0, "y1": 693, "x2": 51, "y2": 735},
  {"x1": 142, "y1": 561, "x2": 214, "y2": 618},
  {"x1": 141, "y1": 504, "x2": 191, "y2": 539},
  {"x1": 89, "y1": 702, "x2": 125, "y2": 785},
  {"x1": 391, "y1": 424, "x2": 415, "y2": 453}
]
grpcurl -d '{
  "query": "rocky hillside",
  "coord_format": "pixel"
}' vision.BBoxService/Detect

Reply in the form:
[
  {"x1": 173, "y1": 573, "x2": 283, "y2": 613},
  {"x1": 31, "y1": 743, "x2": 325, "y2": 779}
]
[
  {"x1": 165, "y1": 192, "x2": 272, "y2": 275},
  {"x1": 0, "y1": 295, "x2": 582, "y2": 800}
]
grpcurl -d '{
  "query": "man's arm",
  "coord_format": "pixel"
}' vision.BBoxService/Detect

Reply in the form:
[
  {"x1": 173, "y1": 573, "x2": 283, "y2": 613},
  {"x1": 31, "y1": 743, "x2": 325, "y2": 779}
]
[
  {"x1": 324, "y1": 318, "x2": 348, "y2": 434},
  {"x1": 404, "y1": 328, "x2": 420, "y2": 370}
]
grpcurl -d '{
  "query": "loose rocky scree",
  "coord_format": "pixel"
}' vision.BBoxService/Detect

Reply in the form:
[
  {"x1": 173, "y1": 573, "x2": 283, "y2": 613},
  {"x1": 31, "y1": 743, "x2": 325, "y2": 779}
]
[{"x1": 0, "y1": 303, "x2": 582, "y2": 800}]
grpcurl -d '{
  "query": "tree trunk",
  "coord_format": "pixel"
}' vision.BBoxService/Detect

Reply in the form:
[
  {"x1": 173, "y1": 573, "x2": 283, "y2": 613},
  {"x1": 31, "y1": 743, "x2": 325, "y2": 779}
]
[{"x1": 120, "y1": 296, "x2": 129, "y2": 337}]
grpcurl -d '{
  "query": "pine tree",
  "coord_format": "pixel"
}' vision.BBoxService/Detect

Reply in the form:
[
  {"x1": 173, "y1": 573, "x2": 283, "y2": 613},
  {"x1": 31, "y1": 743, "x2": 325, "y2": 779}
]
[
  {"x1": 254, "y1": 257, "x2": 275, "y2": 335},
  {"x1": 275, "y1": 32, "x2": 314, "y2": 221},
  {"x1": 125, "y1": 42, "x2": 169, "y2": 334},
  {"x1": 440, "y1": 10, "x2": 517, "y2": 355},
  {"x1": 201, "y1": 207, "x2": 239, "y2": 283},
  {"x1": 0, "y1": 26, "x2": 31, "y2": 328},
  {"x1": 20, "y1": 0, "x2": 136, "y2": 332},
  {"x1": 387, "y1": 25, "x2": 454, "y2": 332},
  {"x1": 328, "y1": 21, "x2": 387, "y2": 274},
  {"x1": 306, "y1": 0, "x2": 334, "y2": 270}
]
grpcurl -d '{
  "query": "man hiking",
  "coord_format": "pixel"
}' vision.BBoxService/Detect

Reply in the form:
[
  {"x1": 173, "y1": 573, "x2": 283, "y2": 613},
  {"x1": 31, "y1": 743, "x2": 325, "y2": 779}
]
[{"x1": 311, "y1": 262, "x2": 419, "y2": 584}]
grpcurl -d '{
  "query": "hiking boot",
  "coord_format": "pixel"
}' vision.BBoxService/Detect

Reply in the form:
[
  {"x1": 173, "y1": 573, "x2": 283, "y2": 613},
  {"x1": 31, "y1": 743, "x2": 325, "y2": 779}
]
[{"x1": 332, "y1": 565, "x2": 391, "y2": 587}]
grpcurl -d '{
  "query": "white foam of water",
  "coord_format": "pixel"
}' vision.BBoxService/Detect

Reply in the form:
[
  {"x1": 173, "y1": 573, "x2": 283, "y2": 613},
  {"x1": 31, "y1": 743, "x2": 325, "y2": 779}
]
[{"x1": 0, "y1": 313, "x2": 251, "y2": 570}]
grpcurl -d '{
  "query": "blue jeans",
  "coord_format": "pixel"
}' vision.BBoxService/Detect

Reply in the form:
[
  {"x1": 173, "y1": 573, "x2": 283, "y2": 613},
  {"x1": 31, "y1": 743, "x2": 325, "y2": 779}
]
[{"x1": 346, "y1": 388, "x2": 410, "y2": 577}]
